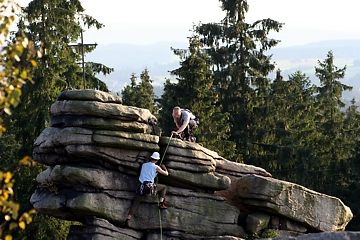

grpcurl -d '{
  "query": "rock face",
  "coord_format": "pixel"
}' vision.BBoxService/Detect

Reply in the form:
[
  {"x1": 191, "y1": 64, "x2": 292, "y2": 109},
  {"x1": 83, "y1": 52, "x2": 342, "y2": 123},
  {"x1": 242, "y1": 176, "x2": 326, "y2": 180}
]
[
  {"x1": 30, "y1": 90, "x2": 354, "y2": 240},
  {"x1": 235, "y1": 174, "x2": 353, "y2": 232}
]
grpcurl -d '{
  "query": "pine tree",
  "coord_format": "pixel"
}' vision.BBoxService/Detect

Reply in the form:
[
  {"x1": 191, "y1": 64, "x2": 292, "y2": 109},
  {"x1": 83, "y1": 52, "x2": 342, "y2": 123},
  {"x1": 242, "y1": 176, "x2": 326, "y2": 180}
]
[
  {"x1": 164, "y1": 36, "x2": 234, "y2": 157},
  {"x1": 3, "y1": 1, "x2": 110, "y2": 238},
  {"x1": 195, "y1": 0, "x2": 283, "y2": 162},
  {"x1": 157, "y1": 79, "x2": 178, "y2": 136},
  {"x1": 314, "y1": 51, "x2": 352, "y2": 163},
  {"x1": 321, "y1": 99, "x2": 360, "y2": 231},
  {"x1": 257, "y1": 70, "x2": 319, "y2": 187},
  {"x1": 121, "y1": 73, "x2": 138, "y2": 106},
  {"x1": 11, "y1": 0, "x2": 110, "y2": 150},
  {"x1": 343, "y1": 98, "x2": 360, "y2": 159},
  {"x1": 312, "y1": 51, "x2": 353, "y2": 192},
  {"x1": 138, "y1": 68, "x2": 156, "y2": 112},
  {"x1": 121, "y1": 69, "x2": 157, "y2": 113}
]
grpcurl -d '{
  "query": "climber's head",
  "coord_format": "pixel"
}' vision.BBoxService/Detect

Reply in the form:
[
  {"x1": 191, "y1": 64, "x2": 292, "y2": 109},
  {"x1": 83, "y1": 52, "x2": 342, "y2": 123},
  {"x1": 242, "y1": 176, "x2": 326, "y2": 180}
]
[{"x1": 150, "y1": 152, "x2": 160, "y2": 161}]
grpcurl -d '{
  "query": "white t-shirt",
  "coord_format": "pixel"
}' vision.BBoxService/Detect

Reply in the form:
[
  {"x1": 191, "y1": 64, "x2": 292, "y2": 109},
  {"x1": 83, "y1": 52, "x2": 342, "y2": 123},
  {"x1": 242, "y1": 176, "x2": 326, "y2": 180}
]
[{"x1": 139, "y1": 162, "x2": 158, "y2": 183}]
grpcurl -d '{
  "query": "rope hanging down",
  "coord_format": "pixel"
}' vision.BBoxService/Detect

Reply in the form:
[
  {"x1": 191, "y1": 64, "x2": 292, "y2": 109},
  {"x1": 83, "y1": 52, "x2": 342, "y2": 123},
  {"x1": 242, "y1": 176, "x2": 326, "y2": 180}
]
[{"x1": 156, "y1": 133, "x2": 173, "y2": 240}]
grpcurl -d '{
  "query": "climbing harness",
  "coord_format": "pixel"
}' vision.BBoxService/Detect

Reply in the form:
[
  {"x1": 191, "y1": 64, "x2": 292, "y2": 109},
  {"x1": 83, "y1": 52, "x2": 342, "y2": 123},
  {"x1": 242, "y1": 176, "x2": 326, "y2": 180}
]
[{"x1": 137, "y1": 181, "x2": 156, "y2": 195}]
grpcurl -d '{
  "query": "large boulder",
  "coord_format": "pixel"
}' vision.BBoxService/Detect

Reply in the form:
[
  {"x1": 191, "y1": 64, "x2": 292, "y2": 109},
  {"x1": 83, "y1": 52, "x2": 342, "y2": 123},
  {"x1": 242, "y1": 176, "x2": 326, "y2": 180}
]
[
  {"x1": 235, "y1": 174, "x2": 353, "y2": 232},
  {"x1": 57, "y1": 89, "x2": 123, "y2": 103},
  {"x1": 30, "y1": 90, "x2": 355, "y2": 239},
  {"x1": 30, "y1": 165, "x2": 244, "y2": 237}
]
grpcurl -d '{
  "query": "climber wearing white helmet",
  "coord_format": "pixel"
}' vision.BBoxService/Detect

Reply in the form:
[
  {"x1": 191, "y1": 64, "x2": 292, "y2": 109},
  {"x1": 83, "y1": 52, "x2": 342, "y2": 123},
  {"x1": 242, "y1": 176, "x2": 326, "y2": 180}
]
[{"x1": 123, "y1": 151, "x2": 169, "y2": 227}]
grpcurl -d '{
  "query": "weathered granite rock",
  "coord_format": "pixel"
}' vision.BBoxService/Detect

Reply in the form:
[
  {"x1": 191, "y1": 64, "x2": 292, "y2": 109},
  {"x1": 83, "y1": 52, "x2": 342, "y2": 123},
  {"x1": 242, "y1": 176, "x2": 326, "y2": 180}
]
[
  {"x1": 261, "y1": 229, "x2": 303, "y2": 238},
  {"x1": 50, "y1": 115, "x2": 152, "y2": 133},
  {"x1": 68, "y1": 217, "x2": 245, "y2": 240},
  {"x1": 159, "y1": 136, "x2": 220, "y2": 161},
  {"x1": 147, "y1": 231, "x2": 245, "y2": 240},
  {"x1": 216, "y1": 157, "x2": 272, "y2": 178},
  {"x1": 51, "y1": 100, "x2": 157, "y2": 124},
  {"x1": 235, "y1": 174, "x2": 353, "y2": 232},
  {"x1": 279, "y1": 218, "x2": 308, "y2": 233},
  {"x1": 57, "y1": 89, "x2": 123, "y2": 104},
  {"x1": 246, "y1": 212, "x2": 271, "y2": 233},
  {"x1": 31, "y1": 186, "x2": 244, "y2": 237},
  {"x1": 30, "y1": 90, "x2": 355, "y2": 239},
  {"x1": 269, "y1": 216, "x2": 307, "y2": 233},
  {"x1": 67, "y1": 217, "x2": 144, "y2": 240},
  {"x1": 35, "y1": 165, "x2": 137, "y2": 190},
  {"x1": 31, "y1": 164, "x2": 242, "y2": 236},
  {"x1": 164, "y1": 169, "x2": 230, "y2": 190},
  {"x1": 263, "y1": 231, "x2": 360, "y2": 240},
  {"x1": 214, "y1": 158, "x2": 272, "y2": 211},
  {"x1": 93, "y1": 130, "x2": 159, "y2": 150},
  {"x1": 34, "y1": 127, "x2": 159, "y2": 150},
  {"x1": 165, "y1": 155, "x2": 215, "y2": 173}
]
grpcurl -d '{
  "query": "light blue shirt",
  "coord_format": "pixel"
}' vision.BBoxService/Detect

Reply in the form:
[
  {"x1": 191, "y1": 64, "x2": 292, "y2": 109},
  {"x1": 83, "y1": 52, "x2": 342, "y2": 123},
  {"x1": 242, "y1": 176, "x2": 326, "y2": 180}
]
[
  {"x1": 173, "y1": 109, "x2": 194, "y2": 125},
  {"x1": 139, "y1": 162, "x2": 158, "y2": 183}
]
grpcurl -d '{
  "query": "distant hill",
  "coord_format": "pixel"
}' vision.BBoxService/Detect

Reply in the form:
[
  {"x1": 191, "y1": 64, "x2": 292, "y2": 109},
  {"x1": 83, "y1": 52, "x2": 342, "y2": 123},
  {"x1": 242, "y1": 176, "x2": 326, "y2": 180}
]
[
  {"x1": 269, "y1": 39, "x2": 360, "y2": 101},
  {"x1": 87, "y1": 39, "x2": 360, "y2": 101},
  {"x1": 270, "y1": 39, "x2": 360, "y2": 59},
  {"x1": 86, "y1": 42, "x2": 187, "y2": 95}
]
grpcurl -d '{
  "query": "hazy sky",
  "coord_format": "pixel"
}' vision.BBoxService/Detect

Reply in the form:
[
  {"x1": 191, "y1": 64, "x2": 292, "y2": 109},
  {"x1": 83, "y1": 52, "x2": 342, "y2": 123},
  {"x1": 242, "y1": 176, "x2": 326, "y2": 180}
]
[{"x1": 19, "y1": 0, "x2": 360, "y2": 47}]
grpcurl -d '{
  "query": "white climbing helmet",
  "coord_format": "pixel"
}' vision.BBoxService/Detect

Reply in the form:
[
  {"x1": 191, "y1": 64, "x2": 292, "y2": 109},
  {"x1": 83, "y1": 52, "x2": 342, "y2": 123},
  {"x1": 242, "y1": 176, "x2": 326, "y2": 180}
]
[{"x1": 150, "y1": 152, "x2": 160, "y2": 160}]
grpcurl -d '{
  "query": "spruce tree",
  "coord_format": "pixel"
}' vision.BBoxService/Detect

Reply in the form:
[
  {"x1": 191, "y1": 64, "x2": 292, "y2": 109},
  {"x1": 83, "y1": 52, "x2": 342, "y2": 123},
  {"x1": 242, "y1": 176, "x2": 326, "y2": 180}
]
[
  {"x1": 321, "y1": 99, "x2": 360, "y2": 231},
  {"x1": 138, "y1": 68, "x2": 157, "y2": 113},
  {"x1": 195, "y1": 0, "x2": 283, "y2": 162},
  {"x1": 121, "y1": 73, "x2": 138, "y2": 106},
  {"x1": 121, "y1": 69, "x2": 157, "y2": 113},
  {"x1": 258, "y1": 70, "x2": 319, "y2": 187},
  {"x1": 3, "y1": 1, "x2": 110, "y2": 239},
  {"x1": 164, "y1": 36, "x2": 234, "y2": 157},
  {"x1": 157, "y1": 78, "x2": 178, "y2": 137},
  {"x1": 312, "y1": 51, "x2": 353, "y2": 192}
]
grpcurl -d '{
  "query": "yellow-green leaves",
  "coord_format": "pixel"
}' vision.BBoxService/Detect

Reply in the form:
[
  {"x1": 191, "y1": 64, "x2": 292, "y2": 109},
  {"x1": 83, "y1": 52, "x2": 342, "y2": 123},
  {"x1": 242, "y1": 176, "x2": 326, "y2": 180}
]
[
  {"x1": 0, "y1": 1, "x2": 38, "y2": 238},
  {"x1": 19, "y1": 156, "x2": 36, "y2": 167},
  {"x1": 0, "y1": 1, "x2": 40, "y2": 136},
  {"x1": 0, "y1": 166, "x2": 36, "y2": 237}
]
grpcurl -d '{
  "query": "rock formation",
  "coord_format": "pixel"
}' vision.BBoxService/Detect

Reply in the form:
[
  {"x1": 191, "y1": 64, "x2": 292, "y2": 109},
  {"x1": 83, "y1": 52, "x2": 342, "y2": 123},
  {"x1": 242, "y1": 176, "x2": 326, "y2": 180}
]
[{"x1": 30, "y1": 89, "x2": 354, "y2": 240}]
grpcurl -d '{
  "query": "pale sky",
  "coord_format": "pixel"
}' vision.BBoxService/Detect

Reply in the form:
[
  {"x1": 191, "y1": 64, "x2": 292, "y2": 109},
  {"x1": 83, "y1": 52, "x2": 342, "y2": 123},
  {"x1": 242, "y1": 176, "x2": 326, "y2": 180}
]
[
  {"x1": 18, "y1": 0, "x2": 360, "y2": 47},
  {"x1": 16, "y1": 0, "x2": 360, "y2": 94},
  {"x1": 71, "y1": 0, "x2": 360, "y2": 47}
]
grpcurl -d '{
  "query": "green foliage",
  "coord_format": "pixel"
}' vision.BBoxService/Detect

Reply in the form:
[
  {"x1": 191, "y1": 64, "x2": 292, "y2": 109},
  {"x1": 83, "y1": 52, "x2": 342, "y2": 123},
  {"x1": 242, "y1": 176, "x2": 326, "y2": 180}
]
[
  {"x1": 155, "y1": 0, "x2": 360, "y2": 231},
  {"x1": 121, "y1": 68, "x2": 157, "y2": 112},
  {"x1": 121, "y1": 73, "x2": 138, "y2": 106},
  {"x1": 163, "y1": 36, "x2": 235, "y2": 157},
  {"x1": 249, "y1": 70, "x2": 320, "y2": 186},
  {"x1": 0, "y1": 1, "x2": 111, "y2": 239},
  {"x1": 0, "y1": 0, "x2": 358, "y2": 235},
  {"x1": 0, "y1": 12, "x2": 39, "y2": 137},
  {"x1": 262, "y1": 229, "x2": 279, "y2": 238},
  {"x1": 157, "y1": 78, "x2": 177, "y2": 135},
  {"x1": 0, "y1": 157, "x2": 37, "y2": 239},
  {"x1": 195, "y1": 0, "x2": 283, "y2": 161},
  {"x1": 13, "y1": 214, "x2": 82, "y2": 240},
  {"x1": 245, "y1": 232, "x2": 260, "y2": 240},
  {"x1": 0, "y1": 1, "x2": 40, "y2": 238}
]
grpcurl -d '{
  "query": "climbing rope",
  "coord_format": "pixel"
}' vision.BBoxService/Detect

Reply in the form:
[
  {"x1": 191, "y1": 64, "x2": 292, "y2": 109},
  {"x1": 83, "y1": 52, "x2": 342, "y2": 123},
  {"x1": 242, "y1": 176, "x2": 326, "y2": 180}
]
[
  {"x1": 159, "y1": 133, "x2": 173, "y2": 166},
  {"x1": 156, "y1": 133, "x2": 173, "y2": 240}
]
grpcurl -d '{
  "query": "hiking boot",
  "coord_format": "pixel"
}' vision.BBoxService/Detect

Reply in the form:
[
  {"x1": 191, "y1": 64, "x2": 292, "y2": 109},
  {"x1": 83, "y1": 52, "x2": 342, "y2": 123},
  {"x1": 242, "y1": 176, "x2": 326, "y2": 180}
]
[
  {"x1": 159, "y1": 202, "x2": 168, "y2": 209},
  {"x1": 191, "y1": 137, "x2": 196, "y2": 142},
  {"x1": 122, "y1": 219, "x2": 130, "y2": 227}
]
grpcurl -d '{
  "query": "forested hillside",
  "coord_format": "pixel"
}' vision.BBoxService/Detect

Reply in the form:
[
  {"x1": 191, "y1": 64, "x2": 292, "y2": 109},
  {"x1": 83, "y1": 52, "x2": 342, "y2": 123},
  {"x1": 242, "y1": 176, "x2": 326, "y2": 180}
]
[{"x1": 87, "y1": 40, "x2": 360, "y2": 102}]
